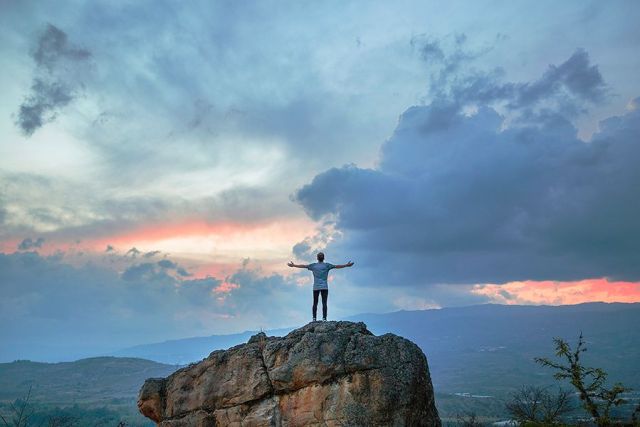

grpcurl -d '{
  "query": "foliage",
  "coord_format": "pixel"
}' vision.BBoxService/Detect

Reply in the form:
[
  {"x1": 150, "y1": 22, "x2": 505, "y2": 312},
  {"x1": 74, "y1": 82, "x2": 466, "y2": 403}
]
[
  {"x1": 505, "y1": 385, "x2": 572, "y2": 425},
  {"x1": 535, "y1": 333, "x2": 632, "y2": 426},
  {"x1": 454, "y1": 411, "x2": 485, "y2": 426},
  {"x1": 0, "y1": 390, "x2": 148, "y2": 427},
  {"x1": 0, "y1": 386, "x2": 35, "y2": 427}
]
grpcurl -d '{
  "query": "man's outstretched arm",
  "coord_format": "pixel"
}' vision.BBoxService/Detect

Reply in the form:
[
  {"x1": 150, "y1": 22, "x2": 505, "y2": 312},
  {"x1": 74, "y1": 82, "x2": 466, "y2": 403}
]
[
  {"x1": 333, "y1": 261, "x2": 354, "y2": 269},
  {"x1": 287, "y1": 261, "x2": 309, "y2": 268}
]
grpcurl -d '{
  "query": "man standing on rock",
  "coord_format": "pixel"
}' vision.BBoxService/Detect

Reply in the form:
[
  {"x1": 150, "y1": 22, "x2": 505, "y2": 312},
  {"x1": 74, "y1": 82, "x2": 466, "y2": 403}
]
[{"x1": 287, "y1": 252, "x2": 354, "y2": 322}]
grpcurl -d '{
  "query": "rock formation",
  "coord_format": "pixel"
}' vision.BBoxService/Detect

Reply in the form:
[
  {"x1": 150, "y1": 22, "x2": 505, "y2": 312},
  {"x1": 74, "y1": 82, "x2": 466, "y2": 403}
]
[{"x1": 138, "y1": 321, "x2": 440, "y2": 426}]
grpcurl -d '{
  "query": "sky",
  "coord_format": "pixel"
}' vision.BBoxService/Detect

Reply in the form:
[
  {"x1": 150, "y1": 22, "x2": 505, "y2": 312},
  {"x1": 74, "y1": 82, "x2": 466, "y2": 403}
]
[{"x1": 1, "y1": 0, "x2": 639, "y2": 362}]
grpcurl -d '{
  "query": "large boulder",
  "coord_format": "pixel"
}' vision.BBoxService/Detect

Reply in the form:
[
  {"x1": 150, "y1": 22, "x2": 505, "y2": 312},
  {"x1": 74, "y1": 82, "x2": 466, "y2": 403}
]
[{"x1": 138, "y1": 321, "x2": 440, "y2": 426}]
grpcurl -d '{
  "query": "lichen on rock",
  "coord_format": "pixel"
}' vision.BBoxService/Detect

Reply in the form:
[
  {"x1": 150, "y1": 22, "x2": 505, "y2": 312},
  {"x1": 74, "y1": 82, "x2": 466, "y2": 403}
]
[{"x1": 138, "y1": 321, "x2": 440, "y2": 426}]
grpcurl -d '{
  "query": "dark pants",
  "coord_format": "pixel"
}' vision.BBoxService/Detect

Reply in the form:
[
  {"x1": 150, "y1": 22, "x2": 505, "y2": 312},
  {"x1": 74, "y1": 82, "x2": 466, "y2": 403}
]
[{"x1": 312, "y1": 289, "x2": 328, "y2": 319}]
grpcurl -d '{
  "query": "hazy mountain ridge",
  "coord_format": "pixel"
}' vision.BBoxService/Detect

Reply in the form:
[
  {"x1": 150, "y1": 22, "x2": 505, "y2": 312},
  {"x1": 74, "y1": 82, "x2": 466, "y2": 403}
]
[
  {"x1": 113, "y1": 328, "x2": 293, "y2": 365},
  {"x1": 115, "y1": 302, "x2": 640, "y2": 392},
  {"x1": 352, "y1": 302, "x2": 640, "y2": 393}
]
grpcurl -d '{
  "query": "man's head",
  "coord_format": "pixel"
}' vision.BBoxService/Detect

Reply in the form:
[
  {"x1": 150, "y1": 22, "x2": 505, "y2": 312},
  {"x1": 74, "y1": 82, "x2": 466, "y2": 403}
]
[{"x1": 317, "y1": 252, "x2": 325, "y2": 262}]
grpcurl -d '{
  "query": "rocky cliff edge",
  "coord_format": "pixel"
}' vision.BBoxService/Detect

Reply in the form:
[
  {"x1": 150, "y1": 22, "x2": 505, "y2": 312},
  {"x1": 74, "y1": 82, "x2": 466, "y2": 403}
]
[{"x1": 138, "y1": 321, "x2": 440, "y2": 426}]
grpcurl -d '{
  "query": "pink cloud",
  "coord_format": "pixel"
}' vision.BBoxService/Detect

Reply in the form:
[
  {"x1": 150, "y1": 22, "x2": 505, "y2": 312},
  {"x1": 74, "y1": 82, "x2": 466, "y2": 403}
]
[{"x1": 213, "y1": 281, "x2": 240, "y2": 294}]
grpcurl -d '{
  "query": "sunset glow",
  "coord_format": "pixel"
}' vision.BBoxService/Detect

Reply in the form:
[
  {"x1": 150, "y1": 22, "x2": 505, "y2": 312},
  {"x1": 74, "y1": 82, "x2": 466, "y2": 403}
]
[
  {"x1": 89, "y1": 218, "x2": 315, "y2": 257},
  {"x1": 472, "y1": 279, "x2": 640, "y2": 305}
]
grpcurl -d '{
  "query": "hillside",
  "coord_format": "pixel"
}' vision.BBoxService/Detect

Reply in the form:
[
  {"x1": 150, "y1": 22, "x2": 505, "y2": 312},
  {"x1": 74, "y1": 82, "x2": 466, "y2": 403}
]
[{"x1": 0, "y1": 357, "x2": 177, "y2": 406}]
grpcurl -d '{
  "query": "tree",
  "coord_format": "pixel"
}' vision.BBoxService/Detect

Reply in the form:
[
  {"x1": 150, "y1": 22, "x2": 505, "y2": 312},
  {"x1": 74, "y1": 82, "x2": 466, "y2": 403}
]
[
  {"x1": 632, "y1": 402, "x2": 640, "y2": 426},
  {"x1": 455, "y1": 412, "x2": 485, "y2": 426},
  {"x1": 535, "y1": 333, "x2": 630, "y2": 426},
  {"x1": 505, "y1": 385, "x2": 573, "y2": 425},
  {"x1": 0, "y1": 386, "x2": 34, "y2": 427},
  {"x1": 46, "y1": 416, "x2": 77, "y2": 427}
]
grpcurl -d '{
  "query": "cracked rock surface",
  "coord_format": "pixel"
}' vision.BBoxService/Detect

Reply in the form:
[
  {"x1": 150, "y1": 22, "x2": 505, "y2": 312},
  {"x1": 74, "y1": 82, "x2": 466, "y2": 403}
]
[{"x1": 138, "y1": 321, "x2": 441, "y2": 426}]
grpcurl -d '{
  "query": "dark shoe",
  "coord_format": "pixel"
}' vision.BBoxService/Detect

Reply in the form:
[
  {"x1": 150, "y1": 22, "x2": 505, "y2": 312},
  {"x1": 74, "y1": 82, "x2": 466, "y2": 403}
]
[{"x1": 312, "y1": 318, "x2": 317, "y2": 322}]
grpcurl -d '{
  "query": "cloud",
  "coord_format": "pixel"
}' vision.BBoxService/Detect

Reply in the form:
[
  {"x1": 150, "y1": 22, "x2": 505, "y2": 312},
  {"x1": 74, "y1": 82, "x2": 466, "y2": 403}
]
[
  {"x1": 510, "y1": 48, "x2": 607, "y2": 108},
  {"x1": 3, "y1": 1, "x2": 432, "y2": 199},
  {"x1": 0, "y1": 251, "x2": 212, "y2": 360},
  {"x1": 294, "y1": 47, "x2": 640, "y2": 292},
  {"x1": 0, "y1": 172, "x2": 303, "y2": 246},
  {"x1": 410, "y1": 35, "x2": 607, "y2": 123},
  {"x1": 31, "y1": 24, "x2": 90, "y2": 70},
  {"x1": 120, "y1": 259, "x2": 192, "y2": 282},
  {"x1": 0, "y1": 251, "x2": 307, "y2": 362},
  {"x1": 121, "y1": 262, "x2": 173, "y2": 283},
  {"x1": 125, "y1": 247, "x2": 141, "y2": 258},
  {"x1": 176, "y1": 267, "x2": 191, "y2": 277},
  {"x1": 7, "y1": 13, "x2": 603, "y2": 249},
  {"x1": 213, "y1": 263, "x2": 308, "y2": 325},
  {"x1": 0, "y1": 2, "x2": 638, "y2": 362},
  {"x1": 16, "y1": 79, "x2": 74, "y2": 136},
  {"x1": 157, "y1": 259, "x2": 177, "y2": 269},
  {"x1": 17, "y1": 237, "x2": 45, "y2": 250},
  {"x1": 291, "y1": 222, "x2": 340, "y2": 259},
  {"x1": 15, "y1": 23, "x2": 91, "y2": 136}
]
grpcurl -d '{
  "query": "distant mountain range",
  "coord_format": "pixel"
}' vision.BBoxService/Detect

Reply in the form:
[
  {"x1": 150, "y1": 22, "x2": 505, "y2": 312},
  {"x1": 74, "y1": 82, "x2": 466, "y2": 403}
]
[
  {"x1": 353, "y1": 302, "x2": 640, "y2": 394},
  {"x1": 2, "y1": 303, "x2": 638, "y2": 424},
  {"x1": 112, "y1": 327, "x2": 293, "y2": 365},
  {"x1": 114, "y1": 302, "x2": 640, "y2": 394}
]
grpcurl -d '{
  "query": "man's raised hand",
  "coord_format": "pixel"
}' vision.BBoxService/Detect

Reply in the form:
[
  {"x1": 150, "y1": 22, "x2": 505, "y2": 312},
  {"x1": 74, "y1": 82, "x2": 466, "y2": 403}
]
[
  {"x1": 346, "y1": 261, "x2": 354, "y2": 267},
  {"x1": 287, "y1": 261, "x2": 295, "y2": 267}
]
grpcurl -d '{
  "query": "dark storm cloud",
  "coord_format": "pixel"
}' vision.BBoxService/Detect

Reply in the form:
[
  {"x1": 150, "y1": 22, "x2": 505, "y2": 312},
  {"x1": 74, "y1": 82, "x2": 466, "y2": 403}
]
[
  {"x1": 122, "y1": 259, "x2": 190, "y2": 282},
  {"x1": 176, "y1": 267, "x2": 191, "y2": 277},
  {"x1": 157, "y1": 259, "x2": 177, "y2": 269},
  {"x1": 16, "y1": 23, "x2": 91, "y2": 136},
  {"x1": 125, "y1": 247, "x2": 141, "y2": 258},
  {"x1": 31, "y1": 24, "x2": 90, "y2": 70},
  {"x1": 16, "y1": 79, "x2": 74, "y2": 136},
  {"x1": 122, "y1": 262, "x2": 173, "y2": 283},
  {"x1": 412, "y1": 36, "x2": 607, "y2": 122},
  {"x1": 17, "y1": 237, "x2": 45, "y2": 250},
  {"x1": 294, "y1": 48, "x2": 640, "y2": 287},
  {"x1": 511, "y1": 48, "x2": 606, "y2": 108},
  {"x1": 292, "y1": 240, "x2": 312, "y2": 259}
]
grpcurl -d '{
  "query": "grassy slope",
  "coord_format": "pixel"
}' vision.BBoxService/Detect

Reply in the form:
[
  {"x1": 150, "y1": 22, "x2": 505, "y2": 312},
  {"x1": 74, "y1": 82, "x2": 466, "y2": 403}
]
[{"x1": 0, "y1": 357, "x2": 178, "y2": 405}]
